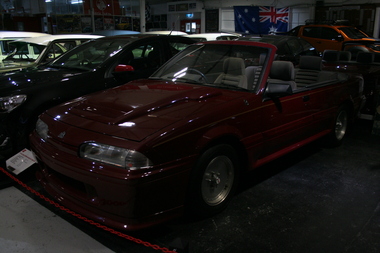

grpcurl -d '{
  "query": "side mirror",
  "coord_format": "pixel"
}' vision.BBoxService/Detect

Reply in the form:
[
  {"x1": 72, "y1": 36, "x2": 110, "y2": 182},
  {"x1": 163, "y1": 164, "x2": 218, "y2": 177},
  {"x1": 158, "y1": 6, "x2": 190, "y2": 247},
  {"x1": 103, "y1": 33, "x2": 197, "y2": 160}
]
[
  {"x1": 265, "y1": 82, "x2": 293, "y2": 97},
  {"x1": 114, "y1": 64, "x2": 134, "y2": 72},
  {"x1": 334, "y1": 35, "x2": 344, "y2": 42}
]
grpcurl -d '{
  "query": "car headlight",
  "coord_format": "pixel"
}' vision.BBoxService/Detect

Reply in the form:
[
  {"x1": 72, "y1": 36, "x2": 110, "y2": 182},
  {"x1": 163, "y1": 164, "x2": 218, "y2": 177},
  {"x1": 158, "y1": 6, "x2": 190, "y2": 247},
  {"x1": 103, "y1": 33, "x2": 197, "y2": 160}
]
[
  {"x1": 36, "y1": 118, "x2": 49, "y2": 140},
  {"x1": 0, "y1": 95, "x2": 27, "y2": 113},
  {"x1": 79, "y1": 142, "x2": 153, "y2": 170}
]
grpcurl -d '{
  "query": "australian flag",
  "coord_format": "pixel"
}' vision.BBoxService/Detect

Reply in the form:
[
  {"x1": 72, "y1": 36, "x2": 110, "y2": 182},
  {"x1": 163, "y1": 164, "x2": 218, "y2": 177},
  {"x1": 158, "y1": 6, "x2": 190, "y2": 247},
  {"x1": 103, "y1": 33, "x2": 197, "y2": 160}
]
[{"x1": 234, "y1": 6, "x2": 289, "y2": 35}]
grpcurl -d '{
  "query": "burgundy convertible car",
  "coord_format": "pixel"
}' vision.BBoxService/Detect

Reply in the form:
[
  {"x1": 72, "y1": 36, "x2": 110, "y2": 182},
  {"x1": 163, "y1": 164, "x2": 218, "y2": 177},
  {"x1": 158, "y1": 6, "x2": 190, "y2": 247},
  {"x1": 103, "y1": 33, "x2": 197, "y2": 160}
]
[{"x1": 30, "y1": 40, "x2": 364, "y2": 230}]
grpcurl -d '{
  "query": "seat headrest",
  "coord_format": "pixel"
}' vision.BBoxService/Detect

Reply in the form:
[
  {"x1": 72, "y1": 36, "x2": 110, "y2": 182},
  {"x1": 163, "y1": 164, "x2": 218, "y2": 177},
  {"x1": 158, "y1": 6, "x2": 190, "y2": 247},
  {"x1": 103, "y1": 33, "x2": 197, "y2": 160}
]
[
  {"x1": 339, "y1": 51, "x2": 351, "y2": 61},
  {"x1": 299, "y1": 56, "x2": 322, "y2": 71},
  {"x1": 322, "y1": 50, "x2": 339, "y2": 62},
  {"x1": 270, "y1": 61, "x2": 295, "y2": 81},
  {"x1": 356, "y1": 52, "x2": 374, "y2": 64},
  {"x1": 223, "y1": 57, "x2": 245, "y2": 75}
]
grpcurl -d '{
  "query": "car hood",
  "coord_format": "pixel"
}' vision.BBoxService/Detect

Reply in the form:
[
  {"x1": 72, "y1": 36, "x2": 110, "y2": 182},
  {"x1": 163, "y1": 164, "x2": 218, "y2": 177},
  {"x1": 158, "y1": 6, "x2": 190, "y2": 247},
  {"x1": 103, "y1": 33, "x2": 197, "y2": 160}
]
[
  {"x1": 0, "y1": 60, "x2": 34, "y2": 67},
  {"x1": 0, "y1": 66, "x2": 84, "y2": 94},
  {"x1": 344, "y1": 37, "x2": 380, "y2": 43},
  {"x1": 46, "y1": 79, "x2": 244, "y2": 142},
  {"x1": 0, "y1": 61, "x2": 36, "y2": 73}
]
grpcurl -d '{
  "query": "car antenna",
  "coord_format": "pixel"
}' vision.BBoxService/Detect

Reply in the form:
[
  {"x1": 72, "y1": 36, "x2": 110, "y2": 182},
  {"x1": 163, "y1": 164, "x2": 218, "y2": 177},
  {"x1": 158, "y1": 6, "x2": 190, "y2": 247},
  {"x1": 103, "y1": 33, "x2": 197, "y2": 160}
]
[{"x1": 169, "y1": 15, "x2": 180, "y2": 36}]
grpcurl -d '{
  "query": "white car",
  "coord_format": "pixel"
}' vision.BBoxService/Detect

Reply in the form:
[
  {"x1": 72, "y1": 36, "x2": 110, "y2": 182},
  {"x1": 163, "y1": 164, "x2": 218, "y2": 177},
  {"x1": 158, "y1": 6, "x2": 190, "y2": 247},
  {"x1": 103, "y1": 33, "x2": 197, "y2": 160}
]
[
  {"x1": 185, "y1": 32, "x2": 240, "y2": 41},
  {"x1": 0, "y1": 31, "x2": 47, "y2": 61},
  {"x1": 142, "y1": 30, "x2": 188, "y2": 36},
  {"x1": 0, "y1": 34, "x2": 102, "y2": 72}
]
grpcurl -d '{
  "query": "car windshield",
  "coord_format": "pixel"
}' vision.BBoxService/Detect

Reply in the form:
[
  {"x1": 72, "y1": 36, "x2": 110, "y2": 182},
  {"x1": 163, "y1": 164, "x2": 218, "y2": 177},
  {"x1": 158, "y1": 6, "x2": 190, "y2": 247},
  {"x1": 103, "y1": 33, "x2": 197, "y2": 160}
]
[
  {"x1": 48, "y1": 38, "x2": 131, "y2": 71},
  {"x1": 152, "y1": 43, "x2": 269, "y2": 91},
  {"x1": 339, "y1": 27, "x2": 369, "y2": 39},
  {"x1": 0, "y1": 39, "x2": 17, "y2": 57},
  {"x1": 3, "y1": 42, "x2": 46, "y2": 62}
]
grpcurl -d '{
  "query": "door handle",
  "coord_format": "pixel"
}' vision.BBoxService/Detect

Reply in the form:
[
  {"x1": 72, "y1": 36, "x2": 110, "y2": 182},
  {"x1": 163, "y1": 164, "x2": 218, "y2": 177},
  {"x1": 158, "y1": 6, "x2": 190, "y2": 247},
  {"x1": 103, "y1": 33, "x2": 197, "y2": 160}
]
[{"x1": 303, "y1": 95, "x2": 310, "y2": 102}]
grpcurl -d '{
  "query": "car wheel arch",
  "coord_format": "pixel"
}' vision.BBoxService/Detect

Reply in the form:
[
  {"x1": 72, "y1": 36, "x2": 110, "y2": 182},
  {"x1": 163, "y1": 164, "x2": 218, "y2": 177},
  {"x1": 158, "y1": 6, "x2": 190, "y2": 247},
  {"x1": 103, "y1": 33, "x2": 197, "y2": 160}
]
[
  {"x1": 325, "y1": 101, "x2": 354, "y2": 147},
  {"x1": 195, "y1": 132, "x2": 249, "y2": 173},
  {"x1": 346, "y1": 46, "x2": 369, "y2": 59},
  {"x1": 185, "y1": 142, "x2": 244, "y2": 218},
  {"x1": 13, "y1": 96, "x2": 62, "y2": 146},
  {"x1": 340, "y1": 99, "x2": 355, "y2": 121}
]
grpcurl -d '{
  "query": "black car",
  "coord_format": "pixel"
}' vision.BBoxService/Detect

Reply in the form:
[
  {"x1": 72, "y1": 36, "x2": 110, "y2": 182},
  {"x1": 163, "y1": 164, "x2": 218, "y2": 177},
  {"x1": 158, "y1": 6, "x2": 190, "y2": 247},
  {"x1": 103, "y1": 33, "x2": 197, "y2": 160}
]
[
  {"x1": 239, "y1": 35, "x2": 319, "y2": 64},
  {"x1": 0, "y1": 34, "x2": 195, "y2": 159}
]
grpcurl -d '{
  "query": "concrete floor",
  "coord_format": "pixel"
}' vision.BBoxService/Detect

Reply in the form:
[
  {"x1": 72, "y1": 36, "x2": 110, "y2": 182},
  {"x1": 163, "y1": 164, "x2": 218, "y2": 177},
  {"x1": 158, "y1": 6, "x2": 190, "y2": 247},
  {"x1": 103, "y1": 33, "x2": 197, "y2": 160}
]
[{"x1": 0, "y1": 119, "x2": 379, "y2": 253}]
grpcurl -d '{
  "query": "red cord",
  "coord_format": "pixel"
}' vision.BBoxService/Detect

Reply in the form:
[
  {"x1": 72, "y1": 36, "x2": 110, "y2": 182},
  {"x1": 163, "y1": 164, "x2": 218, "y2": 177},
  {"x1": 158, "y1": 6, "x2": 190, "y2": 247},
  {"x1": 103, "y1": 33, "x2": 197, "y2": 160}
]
[{"x1": 0, "y1": 167, "x2": 176, "y2": 253}]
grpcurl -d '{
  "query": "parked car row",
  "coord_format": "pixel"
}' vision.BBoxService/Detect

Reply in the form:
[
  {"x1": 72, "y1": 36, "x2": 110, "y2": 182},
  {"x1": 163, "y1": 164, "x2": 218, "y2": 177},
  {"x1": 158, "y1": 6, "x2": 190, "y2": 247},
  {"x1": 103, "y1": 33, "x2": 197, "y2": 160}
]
[
  {"x1": 287, "y1": 20, "x2": 380, "y2": 120},
  {"x1": 0, "y1": 31, "x2": 47, "y2": 61},
  {"x1": 238, "y1": 35, "x2": 319, "y2": 65},
  {"x1": 321, "y1": 50, "x2": 380, "y2": 120},
  {"x1": 0, "y1": 34, "x2": 196, "y2": 160},
  {"x1": 0, "y1": 34, "x2": 103, "y2": 73},
  {"x1": 1, "y1": 31, "x2": 366, "y2": 231},
  {"x1": 288, "y1": 20, "x2": 380, "y2": 58}
]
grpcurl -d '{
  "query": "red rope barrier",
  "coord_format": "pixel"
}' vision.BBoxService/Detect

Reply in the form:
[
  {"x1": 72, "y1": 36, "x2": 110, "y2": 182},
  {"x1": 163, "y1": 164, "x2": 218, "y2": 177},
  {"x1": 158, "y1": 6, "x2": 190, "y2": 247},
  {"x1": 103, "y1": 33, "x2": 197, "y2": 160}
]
[{"x1": 0, "y1": 167, "x2": 176, "y2": 253}]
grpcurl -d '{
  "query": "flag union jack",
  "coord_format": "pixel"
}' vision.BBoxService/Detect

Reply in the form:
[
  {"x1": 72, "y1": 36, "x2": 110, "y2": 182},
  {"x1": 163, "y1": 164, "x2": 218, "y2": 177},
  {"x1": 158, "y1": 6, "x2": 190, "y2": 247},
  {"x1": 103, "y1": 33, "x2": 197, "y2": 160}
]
[
  {"x1": 234, "y1": 6, "x2": 289, "y2": 34},
  {"x1": 259, "y1": 6, "x2": 289, "y2": 24}
]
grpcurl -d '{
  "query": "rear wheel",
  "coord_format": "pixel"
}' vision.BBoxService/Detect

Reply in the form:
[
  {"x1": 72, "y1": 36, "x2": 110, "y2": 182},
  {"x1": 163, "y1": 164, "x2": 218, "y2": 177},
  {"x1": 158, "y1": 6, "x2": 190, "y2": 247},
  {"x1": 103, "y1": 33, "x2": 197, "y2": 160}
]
[
  {"x1": 326, "y1": 105, "x2": 350, "y2": 147},
  {"x1": 187, "y1": 144, "x2": 239, "y2": 217}
]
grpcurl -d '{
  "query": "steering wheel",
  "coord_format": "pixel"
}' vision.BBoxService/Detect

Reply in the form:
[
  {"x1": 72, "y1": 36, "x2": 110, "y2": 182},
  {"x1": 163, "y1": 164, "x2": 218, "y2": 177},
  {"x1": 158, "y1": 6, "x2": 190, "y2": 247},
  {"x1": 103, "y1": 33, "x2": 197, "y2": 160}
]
[{"x1": 187, "y1": 68, "x2": 209, "y2": 83}]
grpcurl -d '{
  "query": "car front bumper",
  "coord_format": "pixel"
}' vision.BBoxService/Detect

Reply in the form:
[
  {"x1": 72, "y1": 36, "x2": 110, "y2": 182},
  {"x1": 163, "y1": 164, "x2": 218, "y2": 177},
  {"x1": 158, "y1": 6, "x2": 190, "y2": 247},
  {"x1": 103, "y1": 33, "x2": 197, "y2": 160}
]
[{"x1": 30, "y1": 131, "x2": 195, "y2": 231}]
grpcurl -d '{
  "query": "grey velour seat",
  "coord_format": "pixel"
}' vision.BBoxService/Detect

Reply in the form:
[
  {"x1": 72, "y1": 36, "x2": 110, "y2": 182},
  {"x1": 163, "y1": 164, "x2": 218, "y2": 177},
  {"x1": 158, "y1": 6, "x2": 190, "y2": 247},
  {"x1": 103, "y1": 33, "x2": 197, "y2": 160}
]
[
  {"x1": 269, "y1": 60, "x2": 297, "y2": 90},
  {"x1": 215, "y1": 57, "x2": 247, "y2": 89},
  {"x1": 295, "y1": 55, "x2": 322, "y2": 86}
]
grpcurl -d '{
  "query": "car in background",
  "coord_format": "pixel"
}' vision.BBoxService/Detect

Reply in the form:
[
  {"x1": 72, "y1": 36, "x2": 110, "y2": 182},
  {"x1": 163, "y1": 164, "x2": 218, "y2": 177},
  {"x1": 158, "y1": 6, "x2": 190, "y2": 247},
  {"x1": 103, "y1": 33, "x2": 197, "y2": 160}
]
[
  {"x1": 288, "y1": 21, "x2": 380, "y2": 57},
  {"x1": 142, "y1": 30, "x2": 188, "y2": 35},
  {"x1": 0, "y1": 31, "x2": 47, "y2": 61},
  {"x1": 30, "y1": 40, "x2": 363, "y2": 231},
  {"x1": 0, "y1": 34, "x2": 102, "y2": 73},
  {"x1": 239, "y1": 35, "x2": 320, "y2": 65},
  {"x1": 91, "y1": 30, "x2": 140, "y2": 36},
  {"x1": 0, "y1": 34, "x2": 195, "y2": 159},
  {"x1": 322, "y1": 50, "x2": 380, "y2": 120},
  {"x1": 185, "y1": 32, "x2": 240, "y2": 42}
]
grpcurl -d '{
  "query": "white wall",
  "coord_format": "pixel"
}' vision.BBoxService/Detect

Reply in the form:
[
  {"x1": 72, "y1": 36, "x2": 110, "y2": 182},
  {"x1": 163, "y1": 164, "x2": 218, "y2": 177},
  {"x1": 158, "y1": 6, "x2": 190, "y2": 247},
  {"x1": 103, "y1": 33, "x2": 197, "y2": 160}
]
[
  {"x1": 290, "y1": 7, "x2": 314, "y2": 29},
  {"x1": 151, "y1": 0, "x2": 318, "y2": 33},
  {"x1": 150, "y1": 1, "x2": 380, "y2": 37},
  {"x1": 220, "y1": 8, "x2": 235, "y2": 32}
]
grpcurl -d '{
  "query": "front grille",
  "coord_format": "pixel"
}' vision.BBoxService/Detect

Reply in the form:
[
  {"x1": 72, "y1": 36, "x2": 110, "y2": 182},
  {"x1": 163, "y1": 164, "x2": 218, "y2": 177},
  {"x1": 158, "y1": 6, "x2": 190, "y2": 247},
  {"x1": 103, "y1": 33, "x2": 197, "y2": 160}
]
[{"x1": 46, "y1": 167, "x2": 98, "y2": 202}]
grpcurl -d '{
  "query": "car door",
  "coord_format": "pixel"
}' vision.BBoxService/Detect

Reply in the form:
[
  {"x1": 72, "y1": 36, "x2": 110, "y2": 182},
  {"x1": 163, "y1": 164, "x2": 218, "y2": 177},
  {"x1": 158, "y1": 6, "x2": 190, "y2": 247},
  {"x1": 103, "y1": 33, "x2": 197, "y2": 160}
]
[
  {"x1": 108, "y1": 37, "x2": 194, "y2": 86},
  {"x1": 258, "y1": 90, "x2": 315, "y2": 163},
  {"x1": 301, "y1": 27, "x2": 342, "y2": 52},
  {"x1": 254, "y1": 56, "x2": 319, "y2": 165},
  {"x1": 110, "y1": 40, "x2": 165, "y2": 84}
]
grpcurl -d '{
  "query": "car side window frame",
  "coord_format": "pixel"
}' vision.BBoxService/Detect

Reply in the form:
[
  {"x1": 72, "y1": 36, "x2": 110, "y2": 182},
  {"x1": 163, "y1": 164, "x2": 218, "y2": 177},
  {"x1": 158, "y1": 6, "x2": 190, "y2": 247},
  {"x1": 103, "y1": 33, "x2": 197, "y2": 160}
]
[
  {"x1": 302, "y1": 27, "x2": 320, "y2": 38},
  {"x1": 320, "y1": 27, "x2": 340, "y2": 40}
]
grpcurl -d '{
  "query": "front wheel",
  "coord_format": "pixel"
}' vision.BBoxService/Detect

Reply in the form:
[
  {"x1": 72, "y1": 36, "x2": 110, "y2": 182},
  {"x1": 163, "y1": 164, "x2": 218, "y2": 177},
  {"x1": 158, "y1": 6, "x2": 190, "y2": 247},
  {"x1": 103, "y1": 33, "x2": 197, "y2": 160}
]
[{"x1": 186, "y1": 144, "x2": 239, "y2": 218}]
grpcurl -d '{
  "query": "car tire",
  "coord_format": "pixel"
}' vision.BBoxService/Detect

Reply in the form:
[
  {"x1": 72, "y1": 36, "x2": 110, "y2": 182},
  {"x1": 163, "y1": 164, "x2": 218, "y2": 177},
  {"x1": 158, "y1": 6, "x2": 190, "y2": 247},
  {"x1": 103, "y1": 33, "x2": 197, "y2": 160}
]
[
  {"x1": 187, "y1": 144, "x2": 239, "y2": 218},
  {"x1": 326, "y1": 104, "x2": 350, "y2": 147}
]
